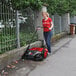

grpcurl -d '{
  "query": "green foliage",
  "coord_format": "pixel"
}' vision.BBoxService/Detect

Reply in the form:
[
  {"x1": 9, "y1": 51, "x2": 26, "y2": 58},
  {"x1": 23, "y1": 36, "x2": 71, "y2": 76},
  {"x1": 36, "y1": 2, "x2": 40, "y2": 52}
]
[
  {"x1": 13, "y1": 0, "x2": 43, "y2": 10},
  {"x1": 0, "y1": 31, "x2": 38, "y2": 54},
  {"x1": 41, "y1": 0, "x2": 76, "y2": 15},
  {"x1": 68, "y1": 0, "x2": 76, "y2": 15},
  {"x1": 55, "y1": 0, "x2": 70, "y2": 15},
  {"x1": 12, "y1": 0, "x2": 76, "y2": 15},
  {"x1": 20, "y1": 32, "x2": 38, "y2": 47}
]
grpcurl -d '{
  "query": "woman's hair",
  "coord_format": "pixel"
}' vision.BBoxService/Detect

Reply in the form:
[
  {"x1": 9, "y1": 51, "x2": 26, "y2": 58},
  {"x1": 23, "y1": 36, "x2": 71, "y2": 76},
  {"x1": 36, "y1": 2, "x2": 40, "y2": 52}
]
[{"x1": 42, "y1": 12, "x2": 49, "y2": 17}]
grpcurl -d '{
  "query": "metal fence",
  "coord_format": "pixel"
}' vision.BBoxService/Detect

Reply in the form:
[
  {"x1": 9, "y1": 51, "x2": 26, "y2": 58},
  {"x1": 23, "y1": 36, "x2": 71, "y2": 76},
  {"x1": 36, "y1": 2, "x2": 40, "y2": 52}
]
[
  {"x1": 51, "y1": 13, "x2": 70, "y2": 35},
  {"x1": 0, "y1": 0, "x2": 70, "y2": 54},
  {"x1": 19, "y1": 7, "x2": 38, "y2": 47},
  {"x1": 0, "y1": 1, "x2": 38, "y2": 54},
  {"x1": 0, "y1": 0, "x2": 17, "y2": 54}
]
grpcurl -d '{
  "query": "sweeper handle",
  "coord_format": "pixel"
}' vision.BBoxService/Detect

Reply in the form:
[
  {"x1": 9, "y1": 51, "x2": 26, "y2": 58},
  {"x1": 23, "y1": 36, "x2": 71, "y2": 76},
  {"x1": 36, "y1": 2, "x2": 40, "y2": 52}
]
[
  {"x1": 28, "y1": 26, "x2": 48, "y2": 43},
  {"x1": 21, "y1": 26, "x2": 49, "y2": 58},
  {"x1": 31, "y1": 26, "x2": 49, "y2": 41},
  {"x1": 26, "y1": 26, "x2": 49, "y2": 49},
  {"x1": 36, "y1": 26, "x2": 49, "y2": 29}
]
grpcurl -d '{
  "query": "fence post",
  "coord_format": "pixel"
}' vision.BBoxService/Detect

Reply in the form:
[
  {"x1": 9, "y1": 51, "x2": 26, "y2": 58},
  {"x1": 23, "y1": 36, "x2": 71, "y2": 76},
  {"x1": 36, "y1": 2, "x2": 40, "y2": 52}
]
[
  {"x1": 52, "y1": 15, "x2": 55, "y2": 35},
  {"x1": 60, "y1": 16, "x2": 62, "y2": 33},
  {"x1": 16, "y1": 10, "x2": 20, "y2": 48},
  {"x1": 61, "y1": 13, "x2": 70, "y2": 33}
]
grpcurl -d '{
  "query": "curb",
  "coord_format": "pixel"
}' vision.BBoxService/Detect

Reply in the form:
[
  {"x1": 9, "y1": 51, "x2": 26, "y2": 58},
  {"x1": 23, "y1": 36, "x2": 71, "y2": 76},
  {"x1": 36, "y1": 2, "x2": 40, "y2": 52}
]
[
  {"x1": 0, "y1": 32, "x2": 67, "y2": 70},
  {"x1": 0, "y1": 41, "x2": 42, "y2": 70}
]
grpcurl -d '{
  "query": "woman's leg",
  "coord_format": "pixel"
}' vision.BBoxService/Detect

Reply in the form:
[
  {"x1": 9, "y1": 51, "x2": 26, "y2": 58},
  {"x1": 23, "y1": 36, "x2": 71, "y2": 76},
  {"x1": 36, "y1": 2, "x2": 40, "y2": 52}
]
[
  {"x1": 47, "y1": 31, "x2": 52, "y2": 53},
  {"x1": 44, "y1": 32, "x2": 48, "y2": 43},
  {"x1": 44, "y1": 31, "x2": 52, "y2": 53}
]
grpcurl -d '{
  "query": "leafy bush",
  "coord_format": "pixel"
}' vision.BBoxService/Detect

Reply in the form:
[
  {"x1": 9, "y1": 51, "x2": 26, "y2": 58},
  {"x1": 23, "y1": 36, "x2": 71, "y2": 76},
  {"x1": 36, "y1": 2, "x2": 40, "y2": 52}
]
[
  {"x1": 12, "y1": 0, "x2": 76, "y2": 15},
  {"x1": 20, "y1": 32, "x2": 38, "y2": 46},
  {"x1": 12, "y1": 0, "x2": 43, "y2": 10}
]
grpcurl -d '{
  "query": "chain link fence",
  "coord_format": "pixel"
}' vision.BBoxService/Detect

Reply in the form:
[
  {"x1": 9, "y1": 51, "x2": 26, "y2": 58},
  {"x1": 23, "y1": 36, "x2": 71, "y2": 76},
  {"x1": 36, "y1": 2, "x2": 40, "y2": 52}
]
[
  {"x1": 0, "y1": 0, "x2": 17, "y2": 54},
  {"x1": 0, "y1": 1, "x2": 38, "y2": 54},
  {"x1": 19, "y1": 7, "x2": 38, "y2": 47},
  {"x1": 0, "y1": 0, "x2": 70, "y2": 54},
  {"x1": 51, "y1": 13, "x2": 70, "y2": 35}
]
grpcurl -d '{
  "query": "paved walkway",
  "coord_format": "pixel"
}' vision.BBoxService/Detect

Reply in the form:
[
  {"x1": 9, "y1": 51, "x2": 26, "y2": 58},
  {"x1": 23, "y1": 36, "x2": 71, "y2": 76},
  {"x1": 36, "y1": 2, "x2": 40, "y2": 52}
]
[
  {"x1": 29, "y1": 35, "x2": 76, "y2": 76},
  {"x1": 0, "y1": 35, "x2": 76, "y2": 76}
]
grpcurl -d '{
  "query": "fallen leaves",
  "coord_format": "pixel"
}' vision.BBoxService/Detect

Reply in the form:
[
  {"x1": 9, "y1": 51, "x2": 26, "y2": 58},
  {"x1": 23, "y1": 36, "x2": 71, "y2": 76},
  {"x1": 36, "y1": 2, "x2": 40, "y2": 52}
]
[
  {"x1": 7, "y1": 65, "x2": 16, "y2": 69},
  {"x1": 1, "y1": 59, "x2": 21, "y2": 75},
  {"x1": 11, "y1": 65, "x2": 16, "y2": 69},
  {"x1": 1, "y1": 70, "x2": 8, "y2": 76},
  {"x1": 14, "y1": 60, "x2": 18, "y2": 64},
  {"x1": 2, "y1": 70, "x2": 5, "y2": 74},
  {"x1": 6, "y1": 60, "x2": 18, "y2": 69},
  {"x1": 7, "y1": 65, "x2": 11, "y2": 69}
]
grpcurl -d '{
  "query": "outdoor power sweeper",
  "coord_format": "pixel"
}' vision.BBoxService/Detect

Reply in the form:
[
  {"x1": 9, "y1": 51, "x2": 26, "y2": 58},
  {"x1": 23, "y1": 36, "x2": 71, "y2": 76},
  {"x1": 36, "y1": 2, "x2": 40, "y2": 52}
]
[{"x1": 21, "y1": 27, "x2": 48, "y2": 61}]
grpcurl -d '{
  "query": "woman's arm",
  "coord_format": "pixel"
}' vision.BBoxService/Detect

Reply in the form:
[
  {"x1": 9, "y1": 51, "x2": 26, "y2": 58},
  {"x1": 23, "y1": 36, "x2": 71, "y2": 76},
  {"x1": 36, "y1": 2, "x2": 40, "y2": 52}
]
[{"x1": 49, "y1": 22, "x2": 54, "y2": 30}]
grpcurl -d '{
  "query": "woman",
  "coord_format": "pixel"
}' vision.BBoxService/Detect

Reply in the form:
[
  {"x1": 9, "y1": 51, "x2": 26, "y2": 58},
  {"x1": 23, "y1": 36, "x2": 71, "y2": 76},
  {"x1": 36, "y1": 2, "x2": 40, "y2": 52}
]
[{"x1": 42, "y1": 12, "x2": 53, "y2": 54}]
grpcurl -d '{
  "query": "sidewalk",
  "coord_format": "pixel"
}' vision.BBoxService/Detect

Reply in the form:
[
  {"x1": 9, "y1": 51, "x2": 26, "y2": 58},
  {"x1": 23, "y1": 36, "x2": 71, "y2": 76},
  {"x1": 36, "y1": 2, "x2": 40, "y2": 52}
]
[
  {"x1": 29, "y1": 35, "x2": 76, "y2": 76},
  {"x1": 0, "y1": 35, "x2": 75, "y2": 76}
]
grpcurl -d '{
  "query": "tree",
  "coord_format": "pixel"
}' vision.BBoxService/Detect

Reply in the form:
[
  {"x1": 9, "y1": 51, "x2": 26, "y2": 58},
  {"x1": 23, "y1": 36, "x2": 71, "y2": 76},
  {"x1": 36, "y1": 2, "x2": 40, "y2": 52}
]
[
  {"x1": 41, "y1": 0, "x2": 76, "y2": 15},
  {"x1": 55, "y1": 0, "x2": 69, "y2": 15},
  {"x1": 12, "y1": 0, "x2": 43, "y2": 10},
  {"x1": 12, "y1": 0, "x2": 76, "y2": 15},
  {"x1": 68, "y1": 0, "x2": 76, "y2": 15}
]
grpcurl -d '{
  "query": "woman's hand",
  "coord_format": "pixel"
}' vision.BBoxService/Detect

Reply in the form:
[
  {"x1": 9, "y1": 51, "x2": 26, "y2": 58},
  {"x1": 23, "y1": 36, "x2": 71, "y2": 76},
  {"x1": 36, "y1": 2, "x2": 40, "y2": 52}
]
[
  {"x1": 36, "y1": 26, "x2": 43, "y2": 30},
  {"x1": 49, "y1": 27, "x2": 51, "y2": 30},
  {"x1": 36, "y1": 27, "x2": 41, "y2": 30}
]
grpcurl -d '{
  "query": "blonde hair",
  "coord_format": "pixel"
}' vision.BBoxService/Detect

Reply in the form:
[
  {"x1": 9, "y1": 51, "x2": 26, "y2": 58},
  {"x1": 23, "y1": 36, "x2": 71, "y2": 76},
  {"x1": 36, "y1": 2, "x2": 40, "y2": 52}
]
[{"x1": 42, "y1": 12, "x2": 49, "y2": 17}]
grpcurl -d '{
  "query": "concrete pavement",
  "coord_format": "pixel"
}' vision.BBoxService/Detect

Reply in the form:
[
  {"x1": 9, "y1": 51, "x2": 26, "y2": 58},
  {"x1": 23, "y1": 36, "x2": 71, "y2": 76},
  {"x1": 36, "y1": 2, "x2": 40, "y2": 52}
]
[
  {"x1": 0, "y1": 35, "x2": 76, "y2": 76},
  {"x1": 29, "y1": 35, "x2": 76, "y2": 76}
]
